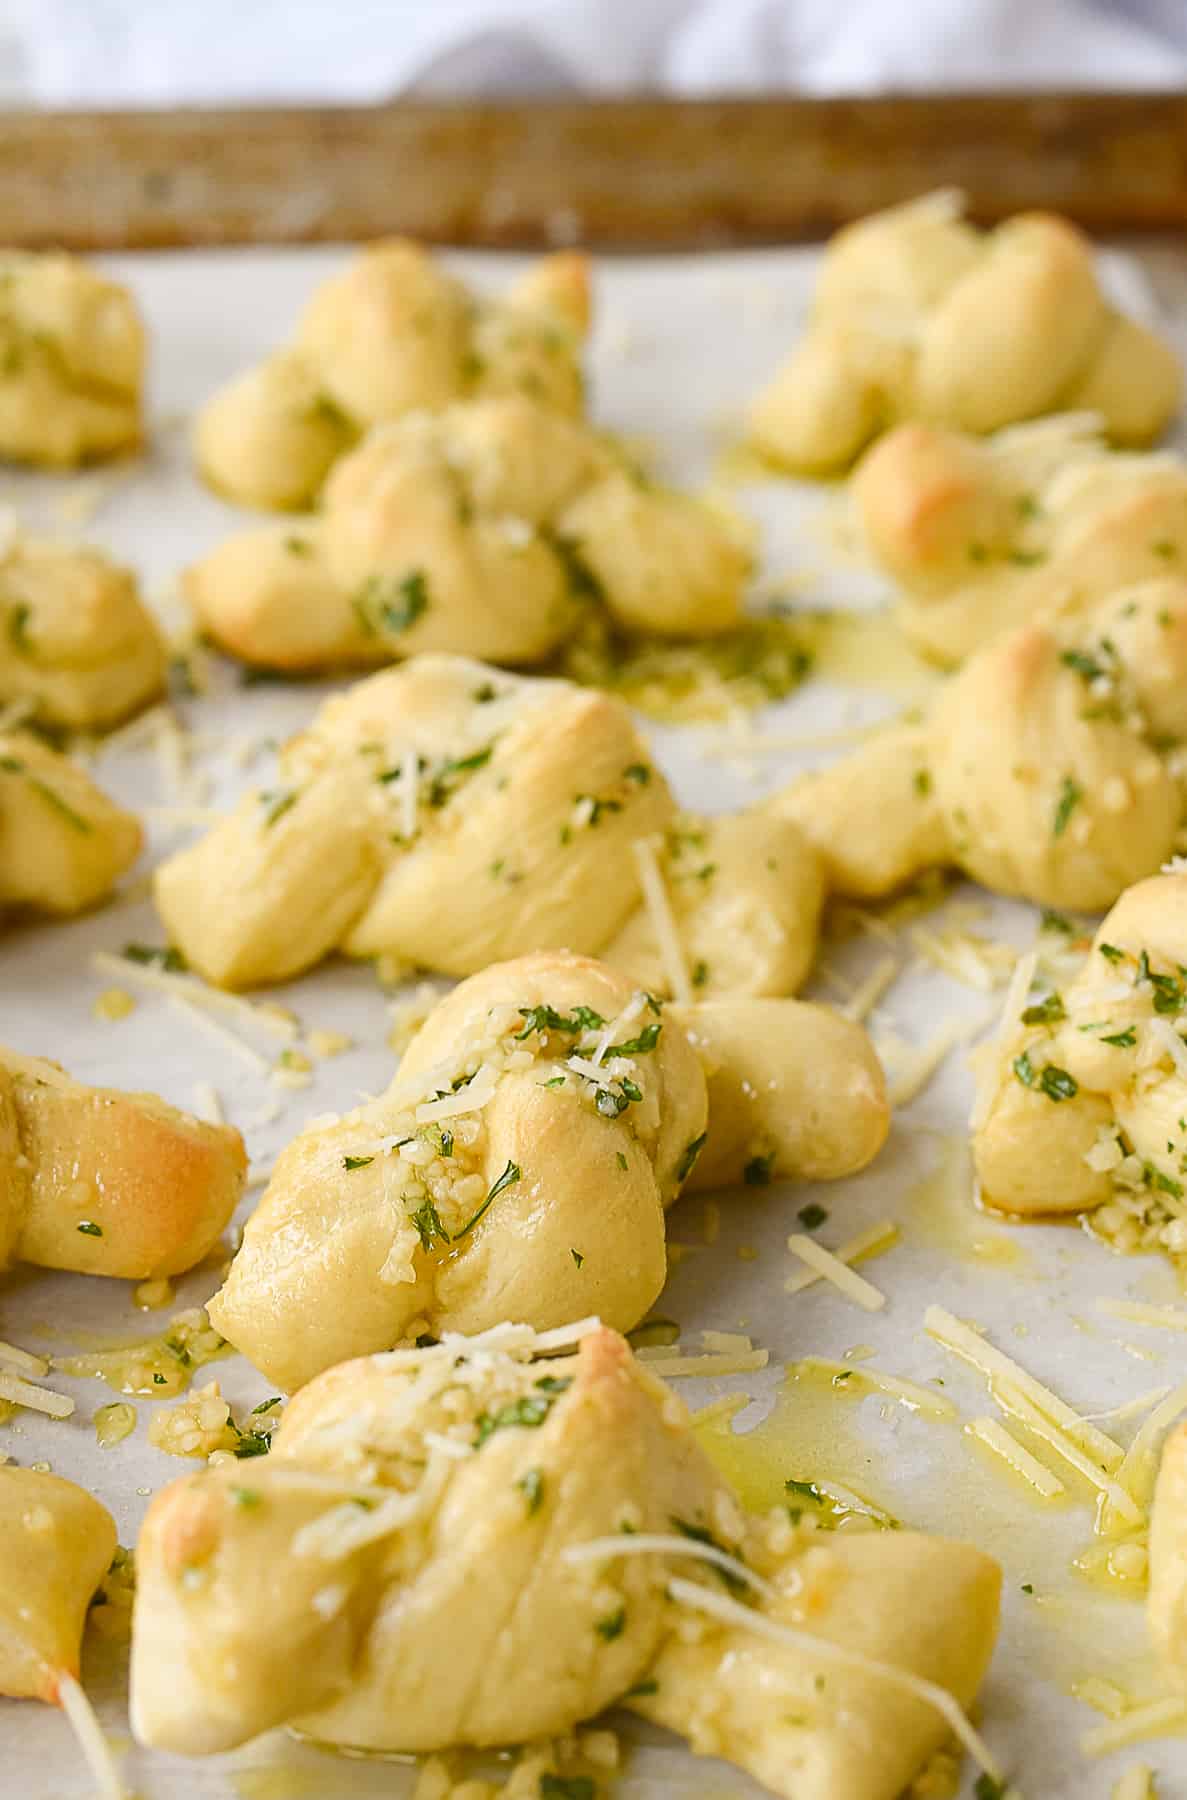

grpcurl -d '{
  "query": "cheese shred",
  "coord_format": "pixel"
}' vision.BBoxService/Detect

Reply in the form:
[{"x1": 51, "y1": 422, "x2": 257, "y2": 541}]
[
  {"x1": 57, "y1": 1674, "x2": 126, "y2": 1800},
  {"x1": 632, "y1": 836, "x2": 692, "y2": 1004},
  {"x1": 787, "y1": 1235, "x2": 887, "y2": 1311}
]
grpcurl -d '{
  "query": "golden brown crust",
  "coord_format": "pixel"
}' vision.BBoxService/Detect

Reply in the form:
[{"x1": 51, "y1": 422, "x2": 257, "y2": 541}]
[
  {"x1": 854, "y1": 415, "x2": 1187, "y2": 664},
  {"x1": 0, "y1": 1467, "x2": 117, "y2": 1702},
  {"x1": 776, "y1": 579, "x2": 1187, "y2": 911},
  {"x1": 187, "y1": 395, "x2": 751, "y2": 673},
  {"x1": 0, "y1": 1046, "x2": 246, "y2": 1279}
]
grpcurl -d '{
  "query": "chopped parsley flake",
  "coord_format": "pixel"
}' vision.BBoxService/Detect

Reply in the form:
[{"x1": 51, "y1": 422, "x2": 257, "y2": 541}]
[
  {"x1": 570, "y1": 1248, "x2": 584, "y2": 1268},
  {"x1": 453, "y1": 1159, "x2": 521, "y2": 1239},
  {"x1": 230, "y1": 1486, "x2": 261, "y2": 1508},
  {"x1": 409, "y1": 1197, "x2": 451, "y2": 1252},
  {"x1": 615, "y1": 1151, "x2": 628, "y2": 1171},
  {"x1": 1013, "y1": 1051, "x2": 1078, "y2": 1101},
  {"x1": 122, "y1": 942, "x2": 188, "y2": 972},
  {"x1": 352, "y1": 569, "x2": 429, "y2": 638},
  {"x1": 676, "y1": 1132, "x2": 707, "y2": 1183},
  {"x1": 624, "y1": 762, "x2": 652, "y2": 785},
  {"x1": 691, "y1": 959, "x2": 710, "y2": 988},
  {"x1": 1100, "y1": 1027, "x2": 1137, "y2": 1048},
  {"x1": 1099, "y1": 943, "x2": 1125, "y2": 963},
  {"x1": 7, "y1": 602, "x2": 30, "y2": 651},
  {"x1": 1040, "y1": 909, "x2": 1073, "y2": 935},
  {"x1": 539, "y1": 1778, "x2": 595, "y2": 1800},
  {"x1": 517, "y1": 1468, "x2": 544, "y2": 1515},
  {"x1": 596, "y1": 1606, "x2": 626, "y2": 1641},
  {"x1": 605, "y1": 1022, "x2": 662, "y2": 1056},
  {"x1": 624, "y1": 1677, "x2": 659, "y2": 1699},
  {"x1": 1021, "y1": 992, "x2": 1065, "y2": 1027},
  {"x1": 259, "y1": 789, "x2": 297, "y2": 828},
  {"x1": 1052, "y1": 775, "x2": 1082, "y2": 839},
  {"x1": 797, "y1": 1203, "x2": 829, "y2": 1230},
  {"x1": 475, "y1": 1386, "x2": 565, "y2": 1448},
  {"x1": 342, "y1": 1154, "x2": 374, "y2": 1171},
  {"x1": 0, "y1": 754, "x2": 91, "y2": 833},
  {"x1": 743, "y1": 1154, "x2": 773, "y2": 1187},
  {"x1": 912, "y1": 768, "x2": 932, "y2": 797},
  {"x1": 671, "y1": 1517, "x2": 748, "y2": 1594},
  {"x1": 517, "y1": 1003, "x2": 604, "y2": 1040},
  {"x1": 76, "y1": 1220, "x2": 103, "y2": 1237}
]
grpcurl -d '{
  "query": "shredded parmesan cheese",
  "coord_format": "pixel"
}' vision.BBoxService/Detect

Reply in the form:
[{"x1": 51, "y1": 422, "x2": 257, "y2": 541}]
[
  {"x1": 57, "y1": 1673, "x2": 126, "y2": 1800},
  {"x1": 969, "y1": 949, "x2": 1037, "y2": 1132},
  {"x1": 632, "y1": 836, "x2": 692, "y2": 1004},
  {"x1": 1098, "y1": 1299, "x2": 1187, "y2": 1333},
  {"x1": 786, "y1": 1235, "x2": 886, "y2": 1311},
  {"x1": 795, "y1": 1355, "x2": 956, "y2": 1420},
  {"x1": 884, "y1": 1016, "x2": 977, "y2": 1109},
  {"x1": 635, "y1": 1348, "x2": 770, "y2": 1378},
  {"x1": 992, "y1": 1384, "x2": 1143, "y2": 1524},
  {"x1": 843, "y1": 955, "x2": 901, "y2": 1024},
  {"x1": 785, "y1": 1219, "x2": 899, "y2": 1295},
  {"x1": 966, "y1": 1417, "x2": 1065, "y2": 1498},
  {"x1": 0, "y1": 1372, "x2": 74, "y2": 1418},
  {"x1": 0, "y1": 1339, "x2": 49, "y2": 1379},
  {"x1": 90, "y1": 951, "x2": 298, "y2": 1041},
  {"x1": 664, "y1": 1577, "x2": 1003, "y2": 1785},
  {"x1": 1082, "y1": 1698, "x2": 1187, "y2": 1756},
  {"x1": 924, "y1": 1305, "x2": 1126, "y2": 1471}
]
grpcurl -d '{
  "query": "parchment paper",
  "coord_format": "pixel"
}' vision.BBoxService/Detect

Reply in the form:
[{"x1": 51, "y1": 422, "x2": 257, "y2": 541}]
[{"x1": 3, "y1": 239, "x2": 1187, "y2": 1800}]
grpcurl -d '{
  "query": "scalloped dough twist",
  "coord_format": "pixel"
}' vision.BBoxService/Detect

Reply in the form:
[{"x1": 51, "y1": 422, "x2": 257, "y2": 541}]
[
  {"x1": 193, "y1": 243, "x2": 590, "y2": 510},
  {"x1": 0, "y1": 535, "x2": 166, "y2": 728},
  {"x1": 748, "y1": 194, "x2": 1181, "y2": 475},
  {"x1": 206, "y1": 951, "x2": 887, "y2": 1392},
  {"x1": 186, "y1": 393, "x2": 752, "y2": 671},
  {"x1": 154, "y1": 654, "x2": 822, "y2": 994},
  {"x1": 131, "y1": 1324, "x2": 998, "y2": 1800},
  {"x1": 0, "y1": 251, "x2": 144, "y2": 467},
  {"x1": 972, "y1": 872, "x2": 1187, "y2": 1226},
  {"x1": 0, "y1": 1467, "x2": 117, "y2": 1702},
  {"x1": 0, "y1": 732, "x2": 141, "y2": 919},
  {"x1": 774, "y1": 577, "x2": 1187, "y2": 912},
  {"x1": 0, "y1": 1045, "x2": 247, "y2": 1278},
  {"x1": 855, "y1": 414, "x2": 1187, "y2": 664}
]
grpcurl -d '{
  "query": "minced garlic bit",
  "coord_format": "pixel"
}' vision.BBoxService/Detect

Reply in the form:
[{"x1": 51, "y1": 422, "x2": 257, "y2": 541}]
[
  {"x1": 94, "y1": 1401, "x2": 136, "y2": 1449},
  {"x1": 92, "y1": 986, "x2": 136, "y2": 1022},
  {"x1": 308, "y1": 1027, "x2": 353, "y2": 1058},
  {"x1": 56, "y1": 1305, "x2": 228, "y2": 1398},
  {"x1": 149, "y1": 1379, "x2": 238, "y2": 1459}
]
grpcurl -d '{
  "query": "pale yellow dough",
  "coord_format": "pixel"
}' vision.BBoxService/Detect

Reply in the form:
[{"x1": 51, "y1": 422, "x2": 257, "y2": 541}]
[
  {"x1": 972, "y1": 871, "x2": 1187, "y2": 1220},
  {"x1": 131, "y1": 1324, "x2": 1000, "y2": 1800},
  {"x1": 193, "y1": 243, "x2": 589, "y2": 510},
  {"x1": 186, "y1": 393, "x2": 752, "y2": 671},
  {"x1": 0, "y1": 251, "x2": 144, "y2": 467},
  {"x1": 0, "y1": 731, "x2": 141, "y2": 918},
  {"x1": 0, "y1": 1044, "x2": 246, "y2": 1279},
  {"x1": 208, "y1": 951, "x2": 887, "y2": 1391},
  {"x1": 0, "y1": 534, "x2": 166, "y2": 728},
  {"x1": 775, "y1": 577, "x2": 1187, "y2": 911},
  {"x1": 855, "y1": 414, "x2": 1187, "y2": 663},
  {"x1": 0, "y1": 1467, "x2": 117, "y2": 1702},
  {"x1": 748, "y1": 193, "x2": 1180, "y2": 474},
  {"x1": 154, "y1": 654, "x2": 821, "y2": 993}
]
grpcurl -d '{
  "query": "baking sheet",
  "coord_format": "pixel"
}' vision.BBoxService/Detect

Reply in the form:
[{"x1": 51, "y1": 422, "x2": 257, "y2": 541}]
[{"x1": 3, "y1": 240, "x2": 1187, "y2": 1800}]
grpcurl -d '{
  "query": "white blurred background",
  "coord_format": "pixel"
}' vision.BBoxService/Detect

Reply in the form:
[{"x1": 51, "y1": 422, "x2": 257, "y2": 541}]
[{"x1": 1, "y1": 0, "x2": 1186, "y2": 107}]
